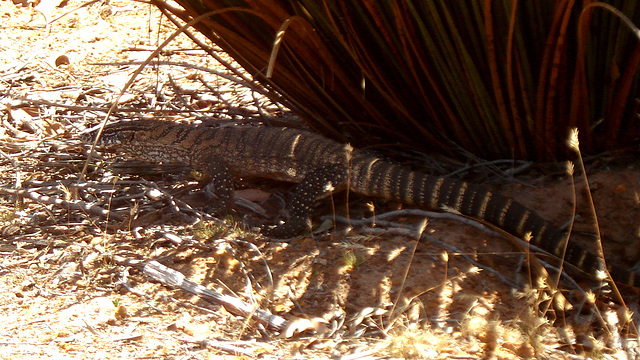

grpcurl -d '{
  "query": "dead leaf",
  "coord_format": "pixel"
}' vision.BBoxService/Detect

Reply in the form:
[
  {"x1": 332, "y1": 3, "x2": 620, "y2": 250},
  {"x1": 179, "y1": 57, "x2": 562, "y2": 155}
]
[
  {"x1": 281, "y1": 317, "x2": 328, "y2": 338},
  {"x1": 55, "y1": 55, "x2": 70, "y2": 67},
  {"x1": 8, "y1": 107, "x2": 34, "y2": 124}
]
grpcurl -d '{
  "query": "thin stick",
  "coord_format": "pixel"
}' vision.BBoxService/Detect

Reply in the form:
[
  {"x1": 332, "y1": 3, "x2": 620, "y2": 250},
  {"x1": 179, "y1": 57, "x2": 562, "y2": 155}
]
[{"x1": 143, "y1": 260, "x2": 288, "y2": 332}]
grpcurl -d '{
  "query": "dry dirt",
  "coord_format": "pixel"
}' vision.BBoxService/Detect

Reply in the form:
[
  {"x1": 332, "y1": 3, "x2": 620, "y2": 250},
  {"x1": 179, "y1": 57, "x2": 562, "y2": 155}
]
[{"x1": 1, "y1": 1, "x2": 640, "y2": 359}]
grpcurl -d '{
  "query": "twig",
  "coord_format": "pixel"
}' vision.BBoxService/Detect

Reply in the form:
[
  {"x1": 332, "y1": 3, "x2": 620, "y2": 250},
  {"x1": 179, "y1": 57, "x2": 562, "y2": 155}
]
[
  {"x1": 9, "y1": 95, "x2": 198, "y2": 113},
  {"x1": 0, "y1": 148, "x2": 17, "y2": 167},
  {"x1": 143, "y1": 260, "x2": 289, "y2": 332},
  {"x1": 89, "y1": 60, "x2": 256, "y2": 90},
  {"x1": 229, "y1": 239, "x2": 274, "y2": 288},
  {"x1": 0, "y1": 187, "x2": 123, "y2": 221},
  {"x1": 327, "y1": 210, "x2": 591, "y2": 291},
  {"x1": 178, "y1": 336, "x2": 258, "y2": 357},
  {"x1": 445, "y1": 158, "x2": 533, "y2": 179}
]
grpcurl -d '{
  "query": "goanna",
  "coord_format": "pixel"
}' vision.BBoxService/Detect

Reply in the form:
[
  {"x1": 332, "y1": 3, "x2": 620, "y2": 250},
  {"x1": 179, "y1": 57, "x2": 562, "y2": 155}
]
[{"x1": 88, "y1": 120, "x2": 640, "y2": 288}]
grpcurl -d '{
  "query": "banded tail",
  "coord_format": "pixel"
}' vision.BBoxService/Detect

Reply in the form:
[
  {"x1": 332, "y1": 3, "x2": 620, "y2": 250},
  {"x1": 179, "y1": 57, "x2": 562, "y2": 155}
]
[{"x1": 349, "y1": 154, "x2": 638, "y2": 288}]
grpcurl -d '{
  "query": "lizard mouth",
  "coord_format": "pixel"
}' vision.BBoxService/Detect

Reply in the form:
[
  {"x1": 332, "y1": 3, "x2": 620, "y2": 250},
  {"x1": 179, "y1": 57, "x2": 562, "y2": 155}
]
[
  {"x1": 80, "y1": 124, "x2": 124, "y2": 149},
  {"x1": 80, "y1": 131, "x2": 124, "y2": 152},
  {"x1": 80, "y1": 130, "x2": 97, "y2": 144},
  {"x1": 80, "y1": 130, "x2": 106, "y2": 147}
]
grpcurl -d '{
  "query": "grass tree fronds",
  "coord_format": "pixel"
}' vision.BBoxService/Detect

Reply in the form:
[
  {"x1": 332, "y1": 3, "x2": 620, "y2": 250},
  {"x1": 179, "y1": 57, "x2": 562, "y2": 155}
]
[
  {"x1": 152, "y1": 0, "x2": 640, "y2": 161},
  {"x1": 580, "y1": 3, "x2": 640, "y2": 147}
]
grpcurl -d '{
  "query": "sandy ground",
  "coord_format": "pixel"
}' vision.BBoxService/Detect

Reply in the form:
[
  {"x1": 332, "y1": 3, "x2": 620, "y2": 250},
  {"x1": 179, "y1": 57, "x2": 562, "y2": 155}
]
[{"x1": 1, "y1": 1, "x2": 640, "y2": 359}]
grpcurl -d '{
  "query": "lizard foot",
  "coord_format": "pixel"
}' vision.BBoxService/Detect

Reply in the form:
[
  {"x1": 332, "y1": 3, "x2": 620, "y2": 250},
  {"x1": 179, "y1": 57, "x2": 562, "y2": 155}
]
[{"x1": 260, "y1": 216, "x2": 311, "y2": 239}]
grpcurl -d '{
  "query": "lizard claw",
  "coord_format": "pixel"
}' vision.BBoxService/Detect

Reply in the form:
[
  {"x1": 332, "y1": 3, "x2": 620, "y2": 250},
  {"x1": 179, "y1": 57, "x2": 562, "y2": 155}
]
[{"x1": 260, "y1": 216, "x2": 311, "y2": 239}]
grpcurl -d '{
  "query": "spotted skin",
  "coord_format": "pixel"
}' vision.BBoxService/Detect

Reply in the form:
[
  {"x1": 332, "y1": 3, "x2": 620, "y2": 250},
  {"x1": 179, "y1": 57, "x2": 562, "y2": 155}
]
[{"x1": 90, "y1": 120, "x2": 639, "y2": 288}]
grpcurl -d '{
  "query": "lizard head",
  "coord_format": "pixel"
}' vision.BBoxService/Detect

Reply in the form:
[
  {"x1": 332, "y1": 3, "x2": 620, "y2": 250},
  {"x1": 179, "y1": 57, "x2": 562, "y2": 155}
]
[
  {"x1": 82, "y1": 120, "x2": 163, "y2": 150},
  {"x1": 81, "y1": 125, "x2": 132, "y2": 150}
]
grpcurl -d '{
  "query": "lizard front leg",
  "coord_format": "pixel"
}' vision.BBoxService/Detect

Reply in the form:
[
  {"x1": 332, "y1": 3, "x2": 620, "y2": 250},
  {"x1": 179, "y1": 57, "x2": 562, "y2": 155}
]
[
  {"x1": 262, "y1": 164, "x2": 347, "y2": 238},
  {"x1": 195, "y1": 158, "x2": 235, "y2": 213}
]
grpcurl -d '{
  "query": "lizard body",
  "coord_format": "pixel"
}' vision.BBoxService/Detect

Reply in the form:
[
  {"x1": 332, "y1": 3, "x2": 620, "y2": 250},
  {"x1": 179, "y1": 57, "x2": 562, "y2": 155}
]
[{"x1": 91, "y1": 120, "x2": 639, "y2": 288}]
